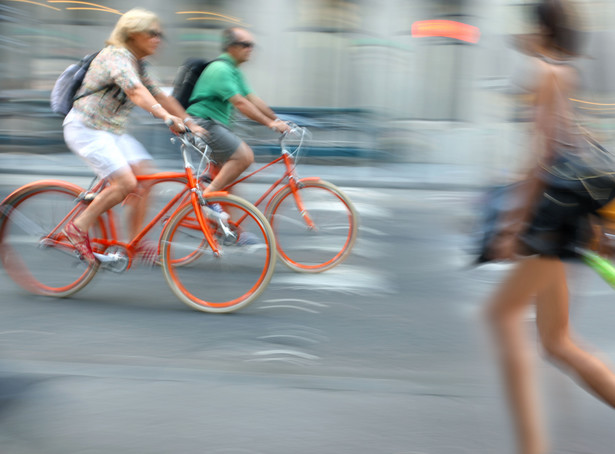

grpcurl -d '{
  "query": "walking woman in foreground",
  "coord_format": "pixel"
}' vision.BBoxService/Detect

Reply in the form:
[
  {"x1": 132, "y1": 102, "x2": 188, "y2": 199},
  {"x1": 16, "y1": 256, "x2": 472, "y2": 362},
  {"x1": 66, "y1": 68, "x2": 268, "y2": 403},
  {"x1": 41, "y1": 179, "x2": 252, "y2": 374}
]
[{"x1": 484, "y1": 1, "x2": 615, "y2": 453}]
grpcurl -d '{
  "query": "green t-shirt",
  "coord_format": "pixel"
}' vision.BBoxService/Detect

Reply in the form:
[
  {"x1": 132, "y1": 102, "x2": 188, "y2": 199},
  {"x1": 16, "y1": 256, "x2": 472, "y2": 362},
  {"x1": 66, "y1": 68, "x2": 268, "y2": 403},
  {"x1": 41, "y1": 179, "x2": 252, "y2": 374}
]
[{"x1": 186, "y1": 53, "x2": 252, "y2": 125}]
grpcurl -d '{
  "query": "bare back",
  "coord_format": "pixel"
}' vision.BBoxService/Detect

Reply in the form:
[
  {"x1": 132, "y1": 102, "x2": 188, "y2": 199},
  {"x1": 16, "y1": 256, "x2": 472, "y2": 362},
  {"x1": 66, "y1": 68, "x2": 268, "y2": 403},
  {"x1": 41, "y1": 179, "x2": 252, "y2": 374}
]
[{"x1": 533, "y1": 56, "x2": 582, "y2": 164}]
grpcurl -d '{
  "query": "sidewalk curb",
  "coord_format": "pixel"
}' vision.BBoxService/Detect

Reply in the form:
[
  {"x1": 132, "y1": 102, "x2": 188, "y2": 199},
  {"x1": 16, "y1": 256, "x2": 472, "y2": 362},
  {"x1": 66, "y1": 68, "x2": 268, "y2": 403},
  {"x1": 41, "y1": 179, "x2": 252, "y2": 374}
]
[{"x1": 0, "y1": 167, "x2": 485, "y2": 191}]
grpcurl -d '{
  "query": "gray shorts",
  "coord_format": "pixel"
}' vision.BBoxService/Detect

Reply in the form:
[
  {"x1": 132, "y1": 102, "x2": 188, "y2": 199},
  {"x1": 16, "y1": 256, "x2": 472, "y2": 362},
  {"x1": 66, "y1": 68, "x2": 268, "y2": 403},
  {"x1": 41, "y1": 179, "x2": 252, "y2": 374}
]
[{"x1": 194, "y1": 118, "x2": 243, "y2": 165}]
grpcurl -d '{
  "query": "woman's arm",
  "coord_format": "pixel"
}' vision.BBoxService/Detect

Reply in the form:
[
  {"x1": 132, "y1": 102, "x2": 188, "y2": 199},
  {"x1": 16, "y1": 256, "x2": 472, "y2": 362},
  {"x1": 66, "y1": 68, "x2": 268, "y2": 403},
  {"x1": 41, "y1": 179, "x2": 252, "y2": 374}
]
[
  {"x1": 124, "y1": 83, "x2": 185, "y2": 133},
  {"x1": 489, "y1": 63, "x2": 562, "y2": 259},
  {"x1": 154, "y1": 92, "x2": 208, "y2": 136}
]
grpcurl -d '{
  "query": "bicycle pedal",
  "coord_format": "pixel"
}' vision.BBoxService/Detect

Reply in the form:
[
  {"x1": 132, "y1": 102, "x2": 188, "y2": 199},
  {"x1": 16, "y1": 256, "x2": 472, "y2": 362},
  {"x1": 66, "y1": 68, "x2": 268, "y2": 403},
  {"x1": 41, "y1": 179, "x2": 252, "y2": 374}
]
[{"x1": 204, "y1": 204, "x2": 230, "y2": 221}]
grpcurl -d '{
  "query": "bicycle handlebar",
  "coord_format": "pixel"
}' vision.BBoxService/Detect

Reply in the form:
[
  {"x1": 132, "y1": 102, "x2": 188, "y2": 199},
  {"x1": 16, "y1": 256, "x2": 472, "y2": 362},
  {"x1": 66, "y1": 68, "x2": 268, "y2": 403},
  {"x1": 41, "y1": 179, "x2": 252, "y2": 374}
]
[
  {"x1": 170, "y1": 118, "x2": 310, "y2": 169},
  {"x1": 279, "y1": 122, "x2": 310, "y2": 160},
  {"x1": 170, "y1": 129, "x2": 212, "y2": 178}
]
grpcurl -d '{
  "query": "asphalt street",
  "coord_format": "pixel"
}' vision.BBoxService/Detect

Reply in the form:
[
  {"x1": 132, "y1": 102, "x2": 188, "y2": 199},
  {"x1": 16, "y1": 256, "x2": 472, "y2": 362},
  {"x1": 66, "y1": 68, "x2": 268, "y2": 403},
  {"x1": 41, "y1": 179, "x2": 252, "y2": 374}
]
[{"x1": 1, "y1": 165, "x2": 615, "y2": 453}]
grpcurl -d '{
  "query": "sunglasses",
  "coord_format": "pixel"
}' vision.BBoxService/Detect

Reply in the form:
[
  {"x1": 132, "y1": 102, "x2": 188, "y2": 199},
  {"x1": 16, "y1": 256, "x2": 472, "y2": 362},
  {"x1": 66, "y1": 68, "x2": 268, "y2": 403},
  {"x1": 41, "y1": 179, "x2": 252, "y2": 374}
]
[
  {"x1": 233, "y1": 41, "x2": 255, "y2": 49},
  {"x1": 146, "y1": 30, "x2": 164, "y2": 39}
]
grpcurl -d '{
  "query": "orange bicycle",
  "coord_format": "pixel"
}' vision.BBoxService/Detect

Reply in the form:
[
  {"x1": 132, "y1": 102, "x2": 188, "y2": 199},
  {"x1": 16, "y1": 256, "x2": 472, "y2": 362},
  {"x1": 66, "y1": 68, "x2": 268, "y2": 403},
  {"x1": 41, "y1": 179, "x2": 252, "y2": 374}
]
[
  {"x1": 213, "y1": 124, "x2": 359, "y2": 273},
  {"x1": 0, "y1": 132, "x2": 276, "y2": 313}
]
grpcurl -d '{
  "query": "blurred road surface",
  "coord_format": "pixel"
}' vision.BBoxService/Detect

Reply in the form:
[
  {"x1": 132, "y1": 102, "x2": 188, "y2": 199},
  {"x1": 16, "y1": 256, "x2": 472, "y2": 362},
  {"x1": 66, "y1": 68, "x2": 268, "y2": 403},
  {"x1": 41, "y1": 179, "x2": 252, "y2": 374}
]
[{"x1": 1, "y1": 167, "x2": 615, "y2": 454}]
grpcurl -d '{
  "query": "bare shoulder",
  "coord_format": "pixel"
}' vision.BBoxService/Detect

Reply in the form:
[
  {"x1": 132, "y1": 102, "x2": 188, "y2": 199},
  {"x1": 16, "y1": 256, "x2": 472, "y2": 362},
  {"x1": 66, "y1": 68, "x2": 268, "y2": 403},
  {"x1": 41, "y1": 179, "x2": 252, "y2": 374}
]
[{"x1": 534, "y1": 57, "x2": 577, "y2": 93}]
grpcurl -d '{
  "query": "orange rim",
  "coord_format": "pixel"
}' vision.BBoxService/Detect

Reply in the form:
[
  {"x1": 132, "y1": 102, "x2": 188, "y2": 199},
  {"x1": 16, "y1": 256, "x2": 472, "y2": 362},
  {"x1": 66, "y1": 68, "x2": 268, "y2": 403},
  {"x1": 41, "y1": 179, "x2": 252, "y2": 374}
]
[
  {"x1": 270, "y1": 182, "x2": 356, "y2": 271},
  {"x1": 0, "y1": 184, "x2": 100, "y2": 296},
  {"x1": 163, "y1": 201, "x2": 272, "y2": 309}
]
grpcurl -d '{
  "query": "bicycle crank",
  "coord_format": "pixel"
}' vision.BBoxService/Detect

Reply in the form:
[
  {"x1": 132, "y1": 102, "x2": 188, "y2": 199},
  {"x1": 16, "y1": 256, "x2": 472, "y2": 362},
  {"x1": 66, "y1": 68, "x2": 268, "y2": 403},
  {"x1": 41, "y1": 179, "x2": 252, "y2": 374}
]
[{"x1": 93, "y1": 249, "x2": 129, "y2": 273}]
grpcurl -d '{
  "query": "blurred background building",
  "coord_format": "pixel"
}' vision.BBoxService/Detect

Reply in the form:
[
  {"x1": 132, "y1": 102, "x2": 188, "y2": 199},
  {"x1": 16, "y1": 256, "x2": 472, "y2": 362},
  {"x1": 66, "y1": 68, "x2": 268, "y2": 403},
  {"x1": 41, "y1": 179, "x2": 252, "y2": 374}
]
[{"x1": 1, "y1": 0, "x2": 614, "y2": 180}]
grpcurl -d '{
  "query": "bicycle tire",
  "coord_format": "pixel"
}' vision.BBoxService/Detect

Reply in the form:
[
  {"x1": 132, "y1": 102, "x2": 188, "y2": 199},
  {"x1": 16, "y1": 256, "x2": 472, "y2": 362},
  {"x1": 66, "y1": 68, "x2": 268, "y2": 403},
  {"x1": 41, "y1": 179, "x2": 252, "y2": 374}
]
[
  {"x1": 0, "y1": 181, "x2": 102, "y2": 297},
  {"x1": 266, "y1": 179, "x2": 359, "y2": 273},
  {"x1": 160, "y1": 194, "x2": 276, "y2": 313}
]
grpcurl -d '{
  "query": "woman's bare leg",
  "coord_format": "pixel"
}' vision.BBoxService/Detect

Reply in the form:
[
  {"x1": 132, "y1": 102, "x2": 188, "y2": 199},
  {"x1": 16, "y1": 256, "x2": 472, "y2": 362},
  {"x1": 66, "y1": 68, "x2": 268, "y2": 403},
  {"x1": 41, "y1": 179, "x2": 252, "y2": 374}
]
[
  {"x1": 536, "y1": 259, "x2": 615, "y2": 408},
  {"x1": 123, "y1": 160, "x2": 155, "y2": 240},
  {"x1": 73, "y1": 168, "x2": 137, "y2": 233},
  {"x1": 486, "y1": 257, "x2": 552, "y2": 454}
]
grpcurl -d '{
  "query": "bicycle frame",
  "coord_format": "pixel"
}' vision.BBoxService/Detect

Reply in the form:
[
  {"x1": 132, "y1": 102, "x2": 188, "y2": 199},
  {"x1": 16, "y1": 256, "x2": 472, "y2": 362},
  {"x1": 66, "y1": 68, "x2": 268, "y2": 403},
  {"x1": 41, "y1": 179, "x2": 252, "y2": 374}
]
[
  {"x1": 32, "y1": 134, "x2": 231, "y2": 269},
  {"x1": 0, "y1": 131, "x2": 280, "y2": 310},
  {"x1": 222, "y1": 140, "x2": 318, "y2": 230}
]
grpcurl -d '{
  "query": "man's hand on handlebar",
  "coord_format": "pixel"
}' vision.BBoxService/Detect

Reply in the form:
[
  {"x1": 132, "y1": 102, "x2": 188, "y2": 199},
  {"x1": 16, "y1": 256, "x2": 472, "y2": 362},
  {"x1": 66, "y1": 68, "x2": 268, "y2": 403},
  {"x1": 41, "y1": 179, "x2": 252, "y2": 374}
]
[
  {"x1": 270, "y1": 119, "x2": 291, "y2": 134},
  {"x1": 188, "y1": 123, "x2": 209, "y2": 139}
]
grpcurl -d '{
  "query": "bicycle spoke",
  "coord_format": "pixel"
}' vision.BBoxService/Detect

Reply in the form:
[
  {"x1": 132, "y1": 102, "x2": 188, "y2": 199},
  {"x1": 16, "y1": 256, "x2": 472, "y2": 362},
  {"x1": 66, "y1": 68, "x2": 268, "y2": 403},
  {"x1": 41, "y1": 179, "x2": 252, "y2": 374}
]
[
  {"x1": 161, "y1": 195, "x2": 276, "y2": 313},
  {"x1": 2, "y1": 205, "x2": 48, "y2": 237},
  {"x1": 267, "y1": 180, "x2": 358, "y2": 273},
  {"x1": 0, "y1": 184, "x2": 100, "y2": 297}
]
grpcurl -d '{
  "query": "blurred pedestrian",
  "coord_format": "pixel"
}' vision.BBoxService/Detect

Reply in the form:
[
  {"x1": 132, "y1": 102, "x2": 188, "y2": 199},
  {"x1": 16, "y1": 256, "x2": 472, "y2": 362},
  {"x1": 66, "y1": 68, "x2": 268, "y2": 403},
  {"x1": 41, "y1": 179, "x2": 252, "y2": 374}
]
[
  {"x1": 484, "y1": 1, "x2": 615, "y2": 453},
  {"x1": 62, "y1": 7, "x2": 206, "y2": 263},
  {"x1": 185, "y1": 27, "x2": 291, "y2": 195}
]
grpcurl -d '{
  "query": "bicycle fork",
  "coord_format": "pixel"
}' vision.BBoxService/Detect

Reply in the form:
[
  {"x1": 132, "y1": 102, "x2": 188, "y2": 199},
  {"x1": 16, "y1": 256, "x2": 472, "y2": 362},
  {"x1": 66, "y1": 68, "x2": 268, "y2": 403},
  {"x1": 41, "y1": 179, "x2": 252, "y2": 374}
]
[
  {"x1": 288, "y1": 179, "x2": 318, "y2": 231},
  {"x1": 194, "y1": 194, "x2": 230, "y2": 258}
]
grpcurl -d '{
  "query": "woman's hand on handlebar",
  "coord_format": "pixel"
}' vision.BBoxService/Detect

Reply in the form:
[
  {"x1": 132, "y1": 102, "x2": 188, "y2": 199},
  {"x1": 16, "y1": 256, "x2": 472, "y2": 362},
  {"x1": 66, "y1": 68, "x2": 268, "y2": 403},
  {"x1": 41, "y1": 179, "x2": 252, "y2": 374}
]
[
  {"x1": 165, "y1": 116, "x2": 208, "y2": 139},
  {"x1": 164, "y1": 115, "x2": 187, "y2": 134}
]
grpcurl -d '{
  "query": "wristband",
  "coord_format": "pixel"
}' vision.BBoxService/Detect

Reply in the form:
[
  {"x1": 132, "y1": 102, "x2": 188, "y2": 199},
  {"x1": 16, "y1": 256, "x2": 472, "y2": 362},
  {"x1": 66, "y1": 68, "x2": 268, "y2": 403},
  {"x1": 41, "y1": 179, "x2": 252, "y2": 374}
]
[
  {"x1": 151, "y1": 103, "x2": 162, "y2": 116},
  {"x1": 184, "y1": 117, "x2": 195, "y2": 124}
]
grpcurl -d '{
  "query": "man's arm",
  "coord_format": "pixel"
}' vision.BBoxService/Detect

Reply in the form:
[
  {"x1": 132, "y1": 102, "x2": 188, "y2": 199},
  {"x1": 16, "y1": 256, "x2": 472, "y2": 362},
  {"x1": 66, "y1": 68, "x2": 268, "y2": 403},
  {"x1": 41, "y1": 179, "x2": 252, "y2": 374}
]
[
  {"x1": 230, "y1": 94, "x2": 289, "y2": 133},
  {"x1": 246, "y1": 93, "x2": 277, "y2": 121}
]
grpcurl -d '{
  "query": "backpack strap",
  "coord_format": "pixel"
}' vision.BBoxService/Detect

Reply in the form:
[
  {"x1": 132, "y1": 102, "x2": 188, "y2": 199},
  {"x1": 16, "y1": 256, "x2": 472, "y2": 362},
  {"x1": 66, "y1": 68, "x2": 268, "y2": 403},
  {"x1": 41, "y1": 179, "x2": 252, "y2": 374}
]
[
  {"x1": 187, "y1": 58, "x2": 228, "y2": 107},
  {"x1": 74, "y1": 53, "x2": 146, "y2": 104},
  {"x1": 73, "y1": 83, "x2": 115, "y2": 103}
]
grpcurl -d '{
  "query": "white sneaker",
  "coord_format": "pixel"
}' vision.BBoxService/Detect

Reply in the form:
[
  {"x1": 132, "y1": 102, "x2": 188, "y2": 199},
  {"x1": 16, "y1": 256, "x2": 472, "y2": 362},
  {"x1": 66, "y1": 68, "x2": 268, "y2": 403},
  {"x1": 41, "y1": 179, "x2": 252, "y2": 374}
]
[
  {"x1": 206, "y1": 203, "x2": 229, "y2": 221},
  {"x1": 237, "y1": 231, "x2": 261, "y2": 246}
]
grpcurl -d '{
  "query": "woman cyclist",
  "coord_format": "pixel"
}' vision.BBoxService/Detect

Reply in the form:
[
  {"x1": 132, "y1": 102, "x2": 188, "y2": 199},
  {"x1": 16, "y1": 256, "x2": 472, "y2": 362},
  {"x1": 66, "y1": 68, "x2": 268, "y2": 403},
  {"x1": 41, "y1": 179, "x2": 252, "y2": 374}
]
[{"x1": 62, "y1": 7, "x2": 206, "y2": 263}]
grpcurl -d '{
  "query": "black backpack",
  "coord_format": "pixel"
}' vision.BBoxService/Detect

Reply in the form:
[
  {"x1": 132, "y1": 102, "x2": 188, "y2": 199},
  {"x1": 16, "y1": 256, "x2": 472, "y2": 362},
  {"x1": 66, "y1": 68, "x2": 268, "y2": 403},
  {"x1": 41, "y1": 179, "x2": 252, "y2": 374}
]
[
  {"x1": 171, "y1": 58, "x2": 221, "y2": 109},
  {"x1": 50, "y1": 50, "x2": 114, "y2": 117}
]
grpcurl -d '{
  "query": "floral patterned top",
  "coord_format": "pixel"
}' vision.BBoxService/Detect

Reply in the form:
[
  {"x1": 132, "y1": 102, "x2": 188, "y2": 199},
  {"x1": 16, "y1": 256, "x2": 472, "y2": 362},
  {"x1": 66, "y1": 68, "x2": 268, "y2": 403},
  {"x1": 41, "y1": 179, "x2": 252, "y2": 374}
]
[{"x1": 70, "y1": 45, "x2": 162, "y2": 135}]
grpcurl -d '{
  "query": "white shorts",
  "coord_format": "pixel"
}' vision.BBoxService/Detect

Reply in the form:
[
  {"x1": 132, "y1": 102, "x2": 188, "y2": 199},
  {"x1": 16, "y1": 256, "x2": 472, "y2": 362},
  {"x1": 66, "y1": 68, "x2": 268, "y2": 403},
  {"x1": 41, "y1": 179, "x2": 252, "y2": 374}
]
[{"x1": 63, "y1": 110, "x2": 152, "y2": 179}]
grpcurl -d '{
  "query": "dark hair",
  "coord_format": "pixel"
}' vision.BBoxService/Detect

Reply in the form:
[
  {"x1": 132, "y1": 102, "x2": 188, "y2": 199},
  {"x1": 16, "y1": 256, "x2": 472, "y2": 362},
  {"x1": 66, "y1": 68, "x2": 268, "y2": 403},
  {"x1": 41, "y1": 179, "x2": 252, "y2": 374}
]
[
  {"x1": 535, "y1": 0, "x2": 582, "y2": 55},
  {"x1": 222, "y1": 28, "x2": 238, "y2": 51}
]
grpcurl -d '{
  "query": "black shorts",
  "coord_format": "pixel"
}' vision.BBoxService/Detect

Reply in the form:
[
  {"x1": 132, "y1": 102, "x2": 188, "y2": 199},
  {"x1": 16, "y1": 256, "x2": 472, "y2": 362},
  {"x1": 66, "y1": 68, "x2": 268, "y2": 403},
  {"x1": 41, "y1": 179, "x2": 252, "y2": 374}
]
[
  {"x1": 520, "y1": 183, "x2": 614, "y2": 258},
  {"x1": 477, "y1": 147, "x2": 615, "y2": 262}
]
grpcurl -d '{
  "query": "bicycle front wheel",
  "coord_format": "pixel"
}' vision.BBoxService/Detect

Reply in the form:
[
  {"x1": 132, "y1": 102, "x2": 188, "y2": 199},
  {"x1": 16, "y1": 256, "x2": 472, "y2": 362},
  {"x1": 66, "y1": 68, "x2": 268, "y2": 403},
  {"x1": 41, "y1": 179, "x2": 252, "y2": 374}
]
[
  {"x1": 0, "y1": 182, "x2": 101, "y2": 297},
  {"x1": 266, "y1": 179, "x2": 359, "y2": 273},
  {"x1": 160, "y1": 194, "x2": 276, "y2": 313}
]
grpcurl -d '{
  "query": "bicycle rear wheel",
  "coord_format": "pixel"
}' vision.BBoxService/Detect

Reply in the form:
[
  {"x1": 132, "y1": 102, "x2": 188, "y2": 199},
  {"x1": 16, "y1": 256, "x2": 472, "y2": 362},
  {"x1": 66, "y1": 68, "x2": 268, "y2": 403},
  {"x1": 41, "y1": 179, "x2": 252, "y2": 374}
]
[
  {"x1": 160, "y1": 194, "x2": 276, "y2": 313},
  {"x1": 0, "y1": 182, "x2": 101, "y2": 297},
  {"x1": 266, "y1": 179, "x2": 359, "y2": 273}
]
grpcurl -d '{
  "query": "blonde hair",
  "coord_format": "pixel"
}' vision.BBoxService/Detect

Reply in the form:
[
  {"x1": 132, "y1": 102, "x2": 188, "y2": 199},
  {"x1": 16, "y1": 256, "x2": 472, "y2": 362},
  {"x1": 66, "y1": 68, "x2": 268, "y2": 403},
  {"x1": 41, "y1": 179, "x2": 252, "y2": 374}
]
[{"x1": 106, "y1": 8, "x2": 160, "y2": 47}]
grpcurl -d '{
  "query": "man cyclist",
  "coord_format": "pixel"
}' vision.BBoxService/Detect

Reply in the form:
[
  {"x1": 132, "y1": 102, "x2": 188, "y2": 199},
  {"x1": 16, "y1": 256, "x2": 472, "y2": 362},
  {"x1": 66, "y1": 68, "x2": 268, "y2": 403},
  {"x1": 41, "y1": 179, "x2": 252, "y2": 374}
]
[{"x1": 185, "y1": 27, "x2": 291, "y2": 195}]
